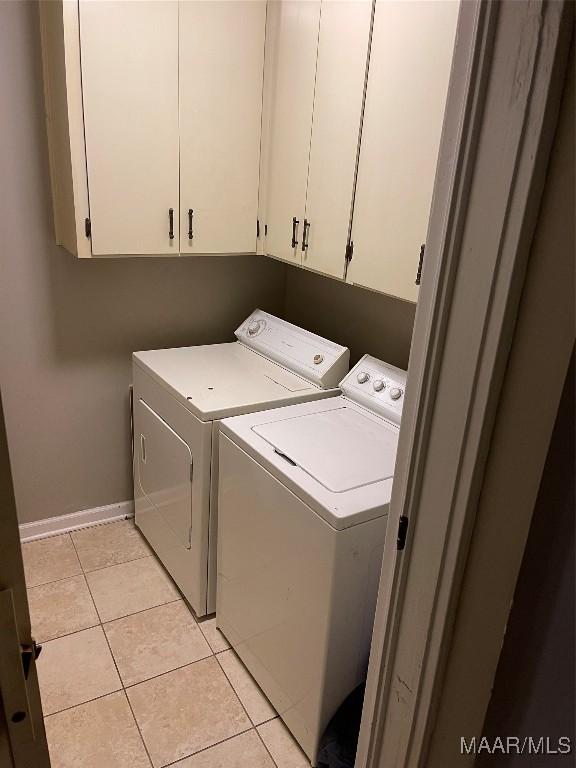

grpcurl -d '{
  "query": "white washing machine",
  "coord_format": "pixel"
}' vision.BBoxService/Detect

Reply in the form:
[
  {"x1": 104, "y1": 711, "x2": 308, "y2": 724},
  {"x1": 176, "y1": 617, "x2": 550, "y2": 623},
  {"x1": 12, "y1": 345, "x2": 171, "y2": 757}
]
[
  {"x1": 132, "y1": 310, "x2": 349, "y2": 617},
  {"x1": 216, "y1": 354, "x2": 407, "y2": 765}
]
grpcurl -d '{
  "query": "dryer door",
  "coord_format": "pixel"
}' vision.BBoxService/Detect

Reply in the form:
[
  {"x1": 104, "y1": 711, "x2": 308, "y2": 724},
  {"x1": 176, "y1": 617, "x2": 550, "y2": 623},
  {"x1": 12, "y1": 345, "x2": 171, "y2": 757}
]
[{"x1": 137, "y1": 398, "x2": 193, "y2": 549}]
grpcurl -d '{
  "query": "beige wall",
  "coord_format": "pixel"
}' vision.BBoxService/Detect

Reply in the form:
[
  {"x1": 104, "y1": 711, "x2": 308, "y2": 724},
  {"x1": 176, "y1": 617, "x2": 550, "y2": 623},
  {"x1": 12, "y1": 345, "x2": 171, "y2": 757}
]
[
  {"x1": 0, "y1": 1, "x2": 286, "y2": 524},
  {"x1": 284, "y1": 266, "x2": 416, "y2": 369},
  {"x1": 0, "y1": 1, "x2": 415, "y2": 527}
]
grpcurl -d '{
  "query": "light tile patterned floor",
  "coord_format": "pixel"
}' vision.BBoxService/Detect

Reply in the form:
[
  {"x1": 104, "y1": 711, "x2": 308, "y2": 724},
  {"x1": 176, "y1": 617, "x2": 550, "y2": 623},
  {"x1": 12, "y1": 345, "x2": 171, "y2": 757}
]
[{"x1": 23, "y1": 520, "x2": 310, "y2": 768}]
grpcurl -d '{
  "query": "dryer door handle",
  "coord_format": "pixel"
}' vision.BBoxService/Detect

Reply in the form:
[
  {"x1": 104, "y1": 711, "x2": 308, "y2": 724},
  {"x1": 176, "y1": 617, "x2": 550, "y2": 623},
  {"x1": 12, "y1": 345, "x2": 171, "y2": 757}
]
[
  {"x1": 188, "y1": 460, "x2": 194, "y2": 550},
  {"x1": 140, "y1": 434, "x2": 146, "y2": 463}
]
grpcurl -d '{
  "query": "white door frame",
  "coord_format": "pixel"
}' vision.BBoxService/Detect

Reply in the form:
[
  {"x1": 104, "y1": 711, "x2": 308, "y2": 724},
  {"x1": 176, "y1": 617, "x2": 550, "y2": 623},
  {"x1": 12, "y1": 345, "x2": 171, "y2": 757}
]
[{"x1": 357, "y1": 1, "x2": 574, "y2": 765}]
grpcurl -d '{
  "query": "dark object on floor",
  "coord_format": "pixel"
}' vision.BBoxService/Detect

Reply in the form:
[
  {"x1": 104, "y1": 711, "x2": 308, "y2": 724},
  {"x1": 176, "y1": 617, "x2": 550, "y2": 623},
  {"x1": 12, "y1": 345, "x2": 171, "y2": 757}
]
[{"x1": 317, "y1": 683, "x2": 366, "y2": 768}]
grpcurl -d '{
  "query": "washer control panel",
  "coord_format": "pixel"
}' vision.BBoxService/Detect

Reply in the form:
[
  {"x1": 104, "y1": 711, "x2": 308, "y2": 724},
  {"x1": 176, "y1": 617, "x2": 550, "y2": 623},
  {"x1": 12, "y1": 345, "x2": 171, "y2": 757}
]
[
  {"x1": 340, "y1": 354, "x2": 407, "y2": 424},
  {"x1": 236, "y1": 310, "x2": 350, "y2": 389}
]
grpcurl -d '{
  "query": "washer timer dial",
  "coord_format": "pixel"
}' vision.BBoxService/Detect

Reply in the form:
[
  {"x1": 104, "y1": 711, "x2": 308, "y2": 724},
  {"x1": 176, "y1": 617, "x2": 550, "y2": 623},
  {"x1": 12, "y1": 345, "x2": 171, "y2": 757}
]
[{"x1": 247, "y1": 319, "x2": 266, "y2": 337}]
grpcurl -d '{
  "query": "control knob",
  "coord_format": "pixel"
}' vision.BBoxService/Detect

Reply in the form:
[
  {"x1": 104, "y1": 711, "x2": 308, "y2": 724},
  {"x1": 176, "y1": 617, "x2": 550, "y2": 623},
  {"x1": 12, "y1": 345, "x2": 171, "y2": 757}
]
[
  {"x1": 247, "y1": 320, "x2": 261, "y2": 336},
  {"x1": 390, "y1": 387, "x2": 403, "y2": 401},
  {"x1": 357, "y1": 372, "x2": 370, "y2": 384},
  {"x1": 373, "y1": 379, "x2": 385, "y2": 392}
]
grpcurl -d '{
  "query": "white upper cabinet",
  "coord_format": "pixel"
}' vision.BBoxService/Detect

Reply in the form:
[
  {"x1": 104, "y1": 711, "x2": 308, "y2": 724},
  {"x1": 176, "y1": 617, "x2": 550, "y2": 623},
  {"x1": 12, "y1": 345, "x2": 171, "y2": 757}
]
[
  {"x1": 263, "y1": 1, "x2": 322, "y2": 266},
  {"x1": 263, "y1": 0, "x2": 372, "y2": 275},
  {"x1": 41, "y1": 0, "x2": 458, "y2": 280},
  {"x1": 303, "y1": 0, "x2": 373, "y2": 279},
  {"x1": 179, "y1": 1, "x2": 266, "y2": 255},
  {"x1": 41, "y1": 0, "x2": 265, "y2": 258},
  {"x1": 79, "y1": 1, "x2": 180, "y2": 256},
  {"x1": 347, "y1": 0, "x2": 459, "y2": 301}
]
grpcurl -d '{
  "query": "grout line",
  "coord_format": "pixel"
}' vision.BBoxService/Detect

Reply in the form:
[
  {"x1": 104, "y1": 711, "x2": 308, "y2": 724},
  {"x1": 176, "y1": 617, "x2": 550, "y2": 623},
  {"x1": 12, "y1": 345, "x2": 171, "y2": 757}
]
[
  {"x1": 100, "y1": 597, "x2": 184, "y2": 628},
  {"x1": 23, "y1": 532, "x2": 83, "y2": 589},
  {"x1": 79, "y1": 551, "x2": 152, "y2": 576},
  {"x1": 122, "y1": 653, "x2": 216, "y2": 692},
  {"x1": 27, "y1": 570, "x2": 88, "y2": 594},
  {"x1": 209, "y1": 641, "x2": 280, "y2": 766},
  {"x1": 44, "y1": 523, "x2": 282, "y2": 766},
  {"x1": 69, "y1": 534, "x2": 105, "y2": 625},
  {"x1": 215, "y1": 653, "x2": 282, "y2": 768},
  {"x1": 70, "y1": 524, "x2": 156, "y2": 768},
  {"x1": 43, "y1": 687, "x2": 124, "y2": 719},
  {"x1": 160, "y1": 725, "x2": 256, "y2": 768},
  {"x1": 35, "y1": 620, "x2": 100, "y2": 646},
  {"x1": 23, "y1": 520, "x2": 149, "y2": 588},
  {"x1": 212, "y1": 648, "x2": 280, "y2": 758},
  {"x1": 214, "y1": 650, "x2": 257, "y2": 725},
  {"x1": 255, "y1": 713, "x2": 279, "y2": 727},
  {"x1": 96, "y1": 596, "x2": 185, "y2": 626},
  {"x1": 26, "y1": 571, "x2": 83, "y2": 590},
  {"x1": 30, "y1": 573, "x2": 100, "y2": 645},
  {"x1": 255, "y1": 724, "x2": 281, "y2": 768},
  {"x1": 214, "y1": 648, "x2": 277, "y2": 729},
  {"x1": 214, "y1": 654, "x2": 255, "y2": 728},
  {"x1": 120, "y1": 690, "x2": 154, "y2": 768}
]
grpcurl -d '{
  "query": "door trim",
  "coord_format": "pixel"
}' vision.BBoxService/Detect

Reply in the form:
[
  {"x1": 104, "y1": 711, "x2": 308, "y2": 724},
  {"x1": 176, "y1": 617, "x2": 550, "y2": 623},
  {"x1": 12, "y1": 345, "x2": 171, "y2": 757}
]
[{"x1": 357, "y1": 1, "x2": 573, "y2": 765}]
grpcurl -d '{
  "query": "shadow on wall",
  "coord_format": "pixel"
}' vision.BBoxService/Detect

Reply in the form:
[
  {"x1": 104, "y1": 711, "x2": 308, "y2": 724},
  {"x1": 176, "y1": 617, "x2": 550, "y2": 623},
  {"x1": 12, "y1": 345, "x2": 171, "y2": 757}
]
[
  {"x1": 283, "y1": 264, "x2": 416, "y2": 369},
  {"x1": 478, "y1": 352, "x2": 575, "y2": 767},
  {"x1": 44, "y1": 251, "x2": 286, "y2": 363}
]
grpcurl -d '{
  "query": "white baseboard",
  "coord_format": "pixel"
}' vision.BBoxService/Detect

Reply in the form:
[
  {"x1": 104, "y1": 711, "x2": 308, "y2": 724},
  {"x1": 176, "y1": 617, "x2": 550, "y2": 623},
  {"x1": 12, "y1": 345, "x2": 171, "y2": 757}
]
[{"x1": 19, "y1": 500, "x2": 135, "y2": 543}]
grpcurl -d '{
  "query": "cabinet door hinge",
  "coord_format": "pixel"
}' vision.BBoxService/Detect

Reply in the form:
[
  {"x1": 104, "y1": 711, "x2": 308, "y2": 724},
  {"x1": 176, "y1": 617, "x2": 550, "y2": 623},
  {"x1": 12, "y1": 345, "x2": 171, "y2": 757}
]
[
  {"x1": 415, "y1": 244, "x2": 425, "y2": 285},
  {"x1": 397, "y1": 515, "x2": 409, "y2": 550},
  {"x1": 190, "y1": 462, "x2": 194, "y2": 483},
  {"x1": 257, "y1": 218, "x2": 260, "y2": 239},
  {"x1": 345, "y1": 241, "x2": 354, "y2": 264},
  {"x1": 84, "y1": 217, "x2": 91, "y2": 238}
]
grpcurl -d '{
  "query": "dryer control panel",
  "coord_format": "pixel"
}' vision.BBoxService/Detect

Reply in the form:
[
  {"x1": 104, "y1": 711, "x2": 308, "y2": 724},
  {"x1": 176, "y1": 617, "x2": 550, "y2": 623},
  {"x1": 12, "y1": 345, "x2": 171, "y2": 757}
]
[
  {"x1": 236, "y1": 310, "x2": 350, "y2": 389},
  {"x1": 341, "y1": 354, "x2": 407, "y2": 425}
]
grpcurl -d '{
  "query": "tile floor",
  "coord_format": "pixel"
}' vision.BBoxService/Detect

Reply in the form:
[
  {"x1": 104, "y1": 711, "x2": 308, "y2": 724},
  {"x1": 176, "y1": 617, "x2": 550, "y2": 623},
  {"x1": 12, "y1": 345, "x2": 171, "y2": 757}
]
[{"x1": 23, "y1": 519, "x2": 310, "y2": 768}]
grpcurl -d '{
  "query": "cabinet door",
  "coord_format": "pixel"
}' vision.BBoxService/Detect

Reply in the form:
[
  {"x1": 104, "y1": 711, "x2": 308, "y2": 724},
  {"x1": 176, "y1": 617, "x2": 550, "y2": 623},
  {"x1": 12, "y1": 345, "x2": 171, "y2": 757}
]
[
  {"x1": 348, "y1": 0, "x2": 459, "y2": 301},
  {"x1": 263, "y1": 1, "x2": 321, "y2": 265},
  {"x1": 179, "y1": 1, "x2": 266, "y2": 255},
  {"x1": 79, "y1": 0, "x2": 179, "y2": 255},
  {"x1": 303, "y1": 0, "x2": 372, "y2": 279}
]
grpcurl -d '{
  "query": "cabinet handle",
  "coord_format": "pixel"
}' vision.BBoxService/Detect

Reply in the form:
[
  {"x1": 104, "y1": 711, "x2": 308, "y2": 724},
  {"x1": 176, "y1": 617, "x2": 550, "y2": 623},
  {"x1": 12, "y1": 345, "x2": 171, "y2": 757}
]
[
  {"x1": 301, "y1": 219, "x2": 310, "y2": 252},
  {"x1": 415, "y1": 244, "x2": 425, "y2": 285},
  {"x1": 291, "y1": 217, "x2": 300, "y2": 248},
  {"x1": 188, "y1": 209, "x2": 194, "y2": 240},
  {"x1": 168, "y1": 208, "x2": 174, "y2": 240}
]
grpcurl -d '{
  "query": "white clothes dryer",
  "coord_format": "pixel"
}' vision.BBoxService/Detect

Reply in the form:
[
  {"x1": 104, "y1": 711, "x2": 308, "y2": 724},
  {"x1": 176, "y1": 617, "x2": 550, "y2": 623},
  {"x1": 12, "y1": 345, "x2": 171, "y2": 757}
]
[
  {"x1": 216, "y1": 354, "x2": 407, "y2": 765},
  {"x1": 132, "y1": 310, "x2": 349, "y2": 617}
]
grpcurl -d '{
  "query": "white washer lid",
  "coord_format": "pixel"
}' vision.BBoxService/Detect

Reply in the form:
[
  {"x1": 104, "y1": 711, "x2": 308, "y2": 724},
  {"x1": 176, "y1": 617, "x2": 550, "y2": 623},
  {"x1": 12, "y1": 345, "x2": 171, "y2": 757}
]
[{"x1": 252, "y1": 406, "x2": 399, "y2": 493}]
